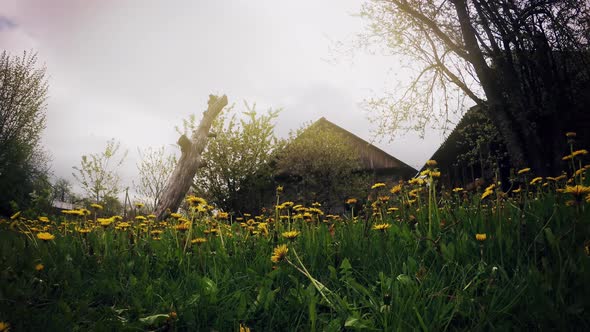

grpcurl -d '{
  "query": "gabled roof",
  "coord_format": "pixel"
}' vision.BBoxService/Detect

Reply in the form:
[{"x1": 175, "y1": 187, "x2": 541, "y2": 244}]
[{"x1": 307, "y1": 117, "x2": 417, "y2": 174}]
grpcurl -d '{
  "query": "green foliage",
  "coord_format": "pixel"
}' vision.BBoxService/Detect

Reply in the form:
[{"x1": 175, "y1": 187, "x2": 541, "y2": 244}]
[
  {"x1": 183, "y1": 102, "x2": 282, "y2": 212},
  {"x1": 276, "y1": 122, "x2": 371, "y2": 210},
  {"x1": 72, "y1": 139, "x2": 127, "y2": 204},
  {"x1": 0, "y1": 51, "x2": 51, "y2": 216},
  {"x1": 135, "y1": 146, "x2": 177, "y2": 211}
]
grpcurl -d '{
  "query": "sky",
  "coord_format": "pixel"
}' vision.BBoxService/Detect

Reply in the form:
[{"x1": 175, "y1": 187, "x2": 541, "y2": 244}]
[{"x1": 1, "y1": 0, "x2": 449, "y2": 199}]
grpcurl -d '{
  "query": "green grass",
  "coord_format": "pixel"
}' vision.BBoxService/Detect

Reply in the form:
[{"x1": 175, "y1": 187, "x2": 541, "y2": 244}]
[{"x1": 1, "y1": 175, "x2": 590, "y2": 331}]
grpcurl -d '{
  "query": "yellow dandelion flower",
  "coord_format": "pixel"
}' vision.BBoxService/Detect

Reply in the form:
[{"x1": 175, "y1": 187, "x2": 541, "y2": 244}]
[
  {"x1": 572, "y1": 149, "x2": 588, "y2": 157},
  {"x1": 481, "y1": 190, "x2": 493, "y2": 200},
  {"x1": 420, "y1": 169, "x2": 430, "y2": 177},
  {"x1": 346, "y1": 198, "x2": 357, "y2": 205},
  {"x1": 175, "y1": 223, "x2": 190, "y2": 232},
  {"x1": 408, "y1": 178, "x2": 425, "y2": 185},
  {"x1": 452, "y1": 187, "x2": 464, "y2": 192},
  {"x1": 566, "y1": 132, "x2": 577, "y2": 137},
  {"x1": 271, "y1": 244, "x2": 289, "y2": 263},
  {"x1": 35, "y1": 263, "x2": 44, "y2": 271},
  {"x1": 10, "y1": 211, "x2": 21, "y2": 220},
  {"x1": 512, "y1": 187, "x2": 522, "y2": 193},
  {"x1": 134, "y1": 202, "x2": 144, "y2": 208},
  {"x1": 0, "y1": 321, "x2": 10, "y2": 332},
  {"x1": 517, "y1": 168, "x2": 531, "y2": 175},
  {"x1": 191, "y1": 237, "x2": 207, "y2": 245},
  {"x1": 135, "y1": 215, "x2": 147, "y2": 221},
  {"x1": 390, "y1": 184, "x2": 402, "y2": 194},
  {"x1": 563, "y1": 154, "x2": 574, "y2": 161},
  {"x1": 76, "y1": 227, "x2": 91, "y2": 234},
  {"x1": 36, "y1": 232, "x2": 55, "y2": 241},
  {"x1": 371, "y1": 182, "x2": 386, "y2": 189},
  {"x1": 38, "y1": 216, "x2": 50, "y2": 223},
  {"x1": 475, "y1": 233, "x2": 487, "y2": 241},
  {"x1": 426, "y1": 159, "x2": 437, "y2": 167},
  {"x1": 98, "y1": 218, "x2": 113, "y2": 227},
  {"x1": 117, "y1": 222, "x2": 131, "y2": 229},
  {"x1": 530, "y1": 177, "x2": 543, "y2": 185},
  {"x1": 170, "y1": 213, "x2": 182, "y2": 219},
  {"x1": 564, "y1": 185, "x2": 590, "y2": 198},
  {"x1": 90, "y1": 203, "x2": 103, "y2": 210},
  {"x1": 372, "y1": 223, "x2": 391, "y2": 232},
  {"x1": 282, "y1": 230, "x2": 301, "y2": 240},
  {"x1": 240, "y1": 323, "x2": 251, "y2": 332}
]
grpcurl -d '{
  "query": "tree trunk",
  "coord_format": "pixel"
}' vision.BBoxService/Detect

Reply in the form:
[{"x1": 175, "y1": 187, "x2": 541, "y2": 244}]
[{"x1": 154, "y1": 95, "x2": 228, "y2": 219}]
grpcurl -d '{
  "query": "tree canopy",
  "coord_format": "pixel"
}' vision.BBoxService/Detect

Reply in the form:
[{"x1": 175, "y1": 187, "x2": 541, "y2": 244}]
[{"x1": 362, "y1": 0, "x2": 590, "y2": 174}]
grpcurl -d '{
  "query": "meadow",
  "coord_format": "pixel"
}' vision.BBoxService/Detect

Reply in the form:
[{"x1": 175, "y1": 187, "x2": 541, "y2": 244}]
[{"x1": 1, "y1": 151, "x2": 590, "y2": 331}]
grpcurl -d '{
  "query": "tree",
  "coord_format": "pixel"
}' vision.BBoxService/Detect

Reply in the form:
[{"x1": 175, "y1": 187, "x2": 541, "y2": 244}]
[
  {"x1": 361, "y1": 0, "x2": 590, "y2": 174},
  {"x1": 275, "y1": 122, "x2": 371, "y2": 211},
  {"x1": 72, "y1": 139, "x2": 127, "y2": 204},
  {"x1": 0, "y1": 51, "x2": 51, "y2": 215},
  {"x1": 187, "y1": 102, "x2": 281, "y2": 212},
  {"x1": 134, "y1": 146, "x2": 177, "y2": 211},
  {"x1": 154, "y1": 94, "x2": 228, "y2": 219}
]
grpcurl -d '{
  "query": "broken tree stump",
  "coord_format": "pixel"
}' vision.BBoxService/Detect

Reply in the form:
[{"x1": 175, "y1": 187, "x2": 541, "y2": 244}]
[{"x1": 154, "y1": 94, "x2": 228, "y2": 219}]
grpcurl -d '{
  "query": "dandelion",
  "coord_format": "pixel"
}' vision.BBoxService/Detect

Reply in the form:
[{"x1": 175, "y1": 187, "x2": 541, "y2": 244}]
[
  {"x1": 271, "y1": 244, "x2": 289, "y2": 263},
  {"x1": 0, "y1": 321, "x2": 10, "y2": 332},
  {"x1": 276, "y1": 185, "x2": 284, "y2": 193},
  {"x1": 481, "y1": 190, "x2": 493, "y2": 200},
  {"x1": 117, "y1": 222, "x2": 131, "y2": 230},
  {"x1": 186, "y1": 195, "x2": 207, "y2": 206},
  {"x1": 572, "y1": 149, "x2": 588, "y2": 157},
  {"x1": 134, "y1": 202, "x2": 144, "y2": 208},
  {"x1": 517, "y1": 168, "x2": 531, "y2": 175},
  {"x1": 475, "y1": 233, "x2": 487, "y2": 241},
  {"x1": 191, "y1": 237, "x2": 207, "y2": 245},
  {"x1": 147, "y1": 214, "x2": 156, "y2": 219},
  {"x1": 373, "y1": 223, "x2": 391, "y2": 232},
  {"x1": 426, "y1": 159, "x2": 437, "y2": 167},
  {"x1": 371, "y1": 182, "x2": 386, "y2": 189},
  {"x1": 452, "y1": 187, "x2": 464, "y2": 192},
  {"x1": 135, "y1": 215, "x2": 147, "y2": 221},
  {"x1": 35, "y1": 263, "x2": 44, "y2": 271},
  {"x1": 38, "y1": 216, "x2": 50, "y2": 223},
  {"x1": 215, "y1": 212, "x2": 229, "y2": 220},
  {"x1": 240, "y1": 323, "x2": 251, "y2": 332},
  {"x1": 512, "y1": 187, "x2": 522, "y2": 193},
  {"x1": 170, "y1": 213, "x2": 182, "y2": 219},
  {"x1": 564, "y1": 185, "x2": 590, "y2": 198},
  {"x1": 566, "y1": 132, "x2": 577, "y2": 137},
  {"x1": 390, "y1": 184, "x2": 402, "y2": 194},
  {"x1": 346, "y1": 198, "x2": 357, "y2": 205},
  {"x1": 90, "y1": 203, "x2": 103, "y2": 210},
  {"x1": 175, "y1": 223, "x2": 190, "y2": 232},
  {"x1": 98, "y1": 218, "x2": 113, "y2": 227},
  {"x1": 36, "y1": 232, "x2": 55, "y2": 241},
  {"x1": 530, "y1": 177, "x2": 543, "y2": 185},
  {"x1": 76, "y1": 227, "x2": 91, "y2": 234},
  {"x1": 282, "y1": 230, "x2": 301, "y2": 240},
  {"x1": 10, "y1": 211, "x2": 20, "y2": 220}
]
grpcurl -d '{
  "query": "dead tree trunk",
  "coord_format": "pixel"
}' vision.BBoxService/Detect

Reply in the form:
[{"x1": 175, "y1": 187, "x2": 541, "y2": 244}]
[{"x1": 154, "y1": 94, "x2": 228, "y2": 219}]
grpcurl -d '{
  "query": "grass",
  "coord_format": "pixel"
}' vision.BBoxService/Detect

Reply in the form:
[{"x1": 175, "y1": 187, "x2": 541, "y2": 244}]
[{"x1": 1, "y1": 161, "x2": 590, "y2": 331}]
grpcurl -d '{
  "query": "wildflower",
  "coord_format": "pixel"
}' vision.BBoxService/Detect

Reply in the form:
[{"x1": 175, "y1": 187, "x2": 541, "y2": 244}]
[
  {"x1": 371, "y1": 182, "x2": 386, "y2": 189},
  {"x1": 562, "y1": 154, "x2": 573, "y2": 161},
  {"x1": 346, "y1": 198, "x2": 357, "y2": 205},
  {"x1": 38, "y1": 216, "x2": 50, "y2": 223},
  {"x1": 186, "y1": 195, "x2": 207, "y2": 206},
  {"x1": 147, "y1": 214, "x2": 156, "y2": 219},
  {"x1": 90, "y1": 203, "x2": 103, "y2": 210},
  {"x1": 475, "y1": 233, "x2": 487, "y2": 241},
  {"x1": 452, "y1": 187, "x2": 464, "y2": 192},
  {"x1": 135, "y1": 215, "x2": 147, "y2": 221},
  {"x1": 426, "y1": 159, "x2": 437, "y2": 167},
  {"x1": 175, "y1": 223, "x2": 190, "y2": 232},
  {"x1": 10, "y1": 211, "x2": 20, "y2": 220},
  {"x1": 282, "y1": 230, "x2": 301, "y2": 240},
  {"x1": 170, "y1": 213, "x2": 182, "y2": 219},
  {"x1": 572, "y1": 149, "x2": 588, "y2": 157},
  {"x1": 566, "y1": 132, "x2": 577, "y2": 137},
  {"x1": 512, "y1": 187, "x2": 522, "y2": 193},
  {"x1": 564, "y1": 185, "x2": 590, "y2": 198},
  {"x1": 240, "y1": 323, "x2": 251, "y2": 332},
  {"x1": 387, "y1": 207, "x2": 399, "y2": 212},
  {"x1": 76, "y1": 227, "x2": 91, "y2": 234},
  {"x1": 408, "y1": 178, "x2": 425, "y2": 185},
  {"x1": 191, "y1": 237, "x2": 207, "y2": 245},
  {"x1": 117, "y1": 222, "x2": 131, "y2": 230},
  {"x1": 36, "y1": 232, "x2": 55, "y2": 241},
  {"x1": 98, "y1": 218, "x2": 113, "y2": 227},
  {"x1": 517, "y1": 168, "x2": 531, "y2": 175},
  {"x1": 113, "y1": 215, "x2": 123, "y2": 221},
  {"x1": 420, "y1": 169, "x2": 430, "y2": 177},
  {"x1": 372, "y1": 223, "x2": 391, "y2": 232},
  {"x1": 35, "y1": 263, "x2": 44, "y2": 271},
  {"x1": 134, "y1": 202, "x2": 144, "y2": 208},
  {"x1": 271, "y1": 244, "x2": 289, "y2": 263},
  {"x1": 390, "y1": 184, "x2": 402, "y2": 194},
  {"x1": 378, "y1": 196, "x2": 390, "y2": 202},
  {"x1": 151, "y1": 229, "x2": 163, "y2": 236},
  {"x1": 481, "y1": 190, "x2": 493, "y2": 200},
  {"x1": 0, "y1": 321, "x2": 10, "y2": 332},
  {"x1": 586, "y1": 194, "x2": 590, "y2": 203},
  {"x1": 276, "y1": 185, "x2": 283, "y2": 193},
  {"x1": 530, "y1": 177, "x2": 543, "y2": 185},
  {"x1": 215, "y1": 212, "x2": 229, "y2": 220}
]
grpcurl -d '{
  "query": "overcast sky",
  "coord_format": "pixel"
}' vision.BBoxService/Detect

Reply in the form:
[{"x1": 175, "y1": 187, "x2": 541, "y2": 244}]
[{"x1": 1, "y1": 0, "x2": 449, "y2": 198}]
